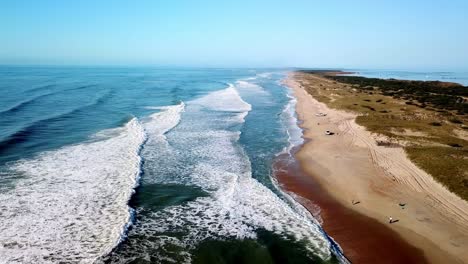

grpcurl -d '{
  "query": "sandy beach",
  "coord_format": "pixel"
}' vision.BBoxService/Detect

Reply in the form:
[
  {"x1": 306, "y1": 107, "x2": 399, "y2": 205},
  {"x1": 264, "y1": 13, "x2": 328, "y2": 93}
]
[{"x1": 283, "y1": 72, "x2": 468, "y2": 263}]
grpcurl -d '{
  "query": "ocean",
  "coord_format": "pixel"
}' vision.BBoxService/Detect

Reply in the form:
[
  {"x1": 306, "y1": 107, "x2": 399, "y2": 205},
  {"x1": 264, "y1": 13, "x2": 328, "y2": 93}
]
[{"x1": 0, "y1": 66, "x2": 341, "y2": 264}]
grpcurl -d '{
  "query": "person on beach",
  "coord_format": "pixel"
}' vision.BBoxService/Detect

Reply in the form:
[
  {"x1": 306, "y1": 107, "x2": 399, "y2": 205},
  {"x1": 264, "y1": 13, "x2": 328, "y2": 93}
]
[{"x1": 389, "y1": 216, "x2": 393, "y2": 223}]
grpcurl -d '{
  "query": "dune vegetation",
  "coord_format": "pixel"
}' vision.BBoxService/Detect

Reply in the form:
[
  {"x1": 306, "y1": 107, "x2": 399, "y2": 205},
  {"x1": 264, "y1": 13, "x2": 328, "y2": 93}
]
[{"x1": 296, "y1": 71, "x2": 468, "y2": 200}]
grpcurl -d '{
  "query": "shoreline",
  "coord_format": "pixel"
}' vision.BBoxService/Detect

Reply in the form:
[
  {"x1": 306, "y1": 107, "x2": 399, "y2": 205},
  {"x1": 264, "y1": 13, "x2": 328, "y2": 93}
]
[
  {"x1": 279, "y1": 72, "x2": 468, "y2": 263},
  {"x1": 274, "y1": 152, "x2": 427, "y2": 263}
]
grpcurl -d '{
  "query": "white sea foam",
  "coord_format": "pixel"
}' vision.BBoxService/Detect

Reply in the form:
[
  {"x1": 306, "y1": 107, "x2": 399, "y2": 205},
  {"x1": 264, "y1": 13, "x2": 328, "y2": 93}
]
[
  {"x1": 235, "y1": 80, "x2": 270, "y2": 95},
  {"x1": 0, "y1": 119, "x2": 145, "y2": 264},
  {"x1": 281, "y1": 91, "x2": 304, "y2": 154},
  {"x1": 144, "y1": 102, "x2": 185, "y2": 138},
  {"x1": 148, "y1": 162, "x2": 332, "y2": 255},
  {"x1": 110, "y1": 85, "x2": 332, "y2": 262},
  {"x1": 190, "y1": 84, "x2": 252, "y2": 112},
  {"x1": 0, "y1": 103, "x2": 185, "y2": 264},
  {"x1": 272, "y1": 80, "x2": 349, "y2": 263},
  {"x1": 257, "y1": 72, "x2": 274, "y2": 79}
]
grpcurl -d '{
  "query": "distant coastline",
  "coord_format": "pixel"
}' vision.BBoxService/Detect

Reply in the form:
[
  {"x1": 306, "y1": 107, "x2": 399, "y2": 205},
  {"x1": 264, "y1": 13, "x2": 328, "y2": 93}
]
[
  {"x1": 280, "y1": 70, "x2": 468, "y2": 263},
  {"x1": 340, "y1": 69, "x2": 468, "y2": 86}
]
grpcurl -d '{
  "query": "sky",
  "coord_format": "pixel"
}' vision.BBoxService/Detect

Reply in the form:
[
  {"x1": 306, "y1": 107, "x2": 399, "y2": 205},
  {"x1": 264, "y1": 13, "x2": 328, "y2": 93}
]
[{"x1": 1, "y1": 0, "x2": 468, "y2": 70}]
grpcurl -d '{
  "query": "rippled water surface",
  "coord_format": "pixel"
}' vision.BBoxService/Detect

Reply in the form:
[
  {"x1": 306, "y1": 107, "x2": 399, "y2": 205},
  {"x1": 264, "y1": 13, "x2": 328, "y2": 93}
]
[{"x1": 0, "y1": 67, "x2": 340, "y2": 264}]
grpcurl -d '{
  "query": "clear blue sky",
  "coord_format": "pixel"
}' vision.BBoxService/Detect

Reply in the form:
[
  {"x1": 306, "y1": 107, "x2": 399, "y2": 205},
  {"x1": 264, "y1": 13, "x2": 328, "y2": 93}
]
[{"x1": 1, "y1": 0, "x2": 467, "y2": 69}]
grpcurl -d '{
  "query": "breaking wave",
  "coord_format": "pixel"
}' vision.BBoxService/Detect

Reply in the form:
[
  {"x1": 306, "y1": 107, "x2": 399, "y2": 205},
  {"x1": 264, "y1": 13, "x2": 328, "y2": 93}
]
[
  {"x1": 102, "y1": 85, "x2": 332, "y2": 263},
  {"x1": 281, "y1": 90, "x2": 304, "y2": 154},
  {"x1": 0, "y1": 103, "x2": 185, "y2": 263}
]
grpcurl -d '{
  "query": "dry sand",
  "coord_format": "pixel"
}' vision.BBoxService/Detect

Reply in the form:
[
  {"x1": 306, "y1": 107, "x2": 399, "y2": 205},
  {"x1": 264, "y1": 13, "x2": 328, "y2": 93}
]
[{"x1": 285, "y1": 72, "x2": 468, "y2": 264}]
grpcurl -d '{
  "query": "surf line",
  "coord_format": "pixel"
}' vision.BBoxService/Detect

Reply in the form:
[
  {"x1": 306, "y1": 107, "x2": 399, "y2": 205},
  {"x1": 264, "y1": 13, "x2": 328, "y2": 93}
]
[
  {"x1": 108, "y1": 102, "x2": 186, "y2": 258},
  {"x1": 272, "y1": 85, "x2": 350, "y2": 263}
]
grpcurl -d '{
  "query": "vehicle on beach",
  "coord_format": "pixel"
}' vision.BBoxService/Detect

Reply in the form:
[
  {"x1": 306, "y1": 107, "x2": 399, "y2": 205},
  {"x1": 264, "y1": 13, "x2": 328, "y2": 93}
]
[
  {"x1": 315, "y1": 112, "x2": 327, "y2": 117},
  {"x1": 325, "y1": 130, "x2": 334, "y2": 135}
]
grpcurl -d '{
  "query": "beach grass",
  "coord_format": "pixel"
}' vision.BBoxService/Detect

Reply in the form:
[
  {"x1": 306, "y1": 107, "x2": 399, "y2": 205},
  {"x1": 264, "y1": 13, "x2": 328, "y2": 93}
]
[{"x1": 296, "y1": 72, "x2": 468, "y2": 200}]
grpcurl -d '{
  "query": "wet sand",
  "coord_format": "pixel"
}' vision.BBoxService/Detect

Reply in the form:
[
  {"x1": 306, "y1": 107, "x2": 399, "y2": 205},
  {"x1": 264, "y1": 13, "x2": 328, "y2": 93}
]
[
  {"x1": 278, "y1": 72, "x2": 468, "y2": 263},
  {"x1": 274, "y1": 152, "x2": 427, "y2": 263}
]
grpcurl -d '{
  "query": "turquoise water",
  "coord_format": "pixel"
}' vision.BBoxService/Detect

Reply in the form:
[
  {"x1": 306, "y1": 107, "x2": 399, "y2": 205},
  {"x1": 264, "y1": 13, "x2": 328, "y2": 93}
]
[
  {"x1": 346, "y1": 69, "x2": 468, "y2": 86},
  {"x1": 0, "y1": 67, "x2": 341, "y2": 264}
]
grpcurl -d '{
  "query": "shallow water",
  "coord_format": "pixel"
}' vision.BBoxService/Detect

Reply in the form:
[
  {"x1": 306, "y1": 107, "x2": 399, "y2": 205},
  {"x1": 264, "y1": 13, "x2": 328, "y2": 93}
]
[{"x1": 0, "y1": 66, "x2": 339, "y2": 264}]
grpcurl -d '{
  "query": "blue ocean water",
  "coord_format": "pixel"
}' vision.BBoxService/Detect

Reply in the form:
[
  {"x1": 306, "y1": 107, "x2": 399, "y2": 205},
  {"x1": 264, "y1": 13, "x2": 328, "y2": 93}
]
[
  {"x1": 0, "y1": 67, "x2": 340, "y2": 264},
  {"x1": 346, "y1": 69, "x2": 468, "y2": 86}
]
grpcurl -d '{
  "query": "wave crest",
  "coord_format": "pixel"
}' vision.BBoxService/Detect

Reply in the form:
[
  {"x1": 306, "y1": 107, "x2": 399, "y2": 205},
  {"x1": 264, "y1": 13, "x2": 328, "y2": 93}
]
[
  {"x1": 191, "y1": 84, "x2": 252, "y2": 112},
  {"x1": 0, "y1": 102, "x2": 185, "y2": 263}
]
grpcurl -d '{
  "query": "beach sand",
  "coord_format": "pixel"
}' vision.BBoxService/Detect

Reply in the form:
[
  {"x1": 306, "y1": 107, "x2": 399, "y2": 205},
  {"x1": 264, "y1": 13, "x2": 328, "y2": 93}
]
[
  {"x1": 274, "y1": 152, "x2": 427, "y2": 263},
  {"x1": 281, "y1": 72, "x2": 468, "y2": 263}
]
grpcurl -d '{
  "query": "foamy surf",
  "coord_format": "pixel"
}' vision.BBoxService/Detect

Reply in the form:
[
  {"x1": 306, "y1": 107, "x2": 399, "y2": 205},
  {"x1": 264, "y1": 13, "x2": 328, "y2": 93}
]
[
  {"x1": 0, "y1": 68, "x2": 349, "y2": 264},
  {"x1": 0, "y1": 102, "x2": 186, "y2": 264},
  {"x1": 144, "y1": 102, "x2": 185, "y2": 138},
  {"x1": 273, "y1": 80, "x2": 349, "y2": 264},
  {"x1": 0, "y1": 119, "x2": 145, "y2": 264},
  {"x1": 102, "y1": 84, "x2": 333, "y2": 263},
  {"x1": 190, "y1": 84, "x2": 252, "y2": 112},
  {"x1": 282, "y1": 91, "x2": 305, "y2": 154},
  {"x1": 235, "y1": 80, "x2": 270, "y2": 95}
]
